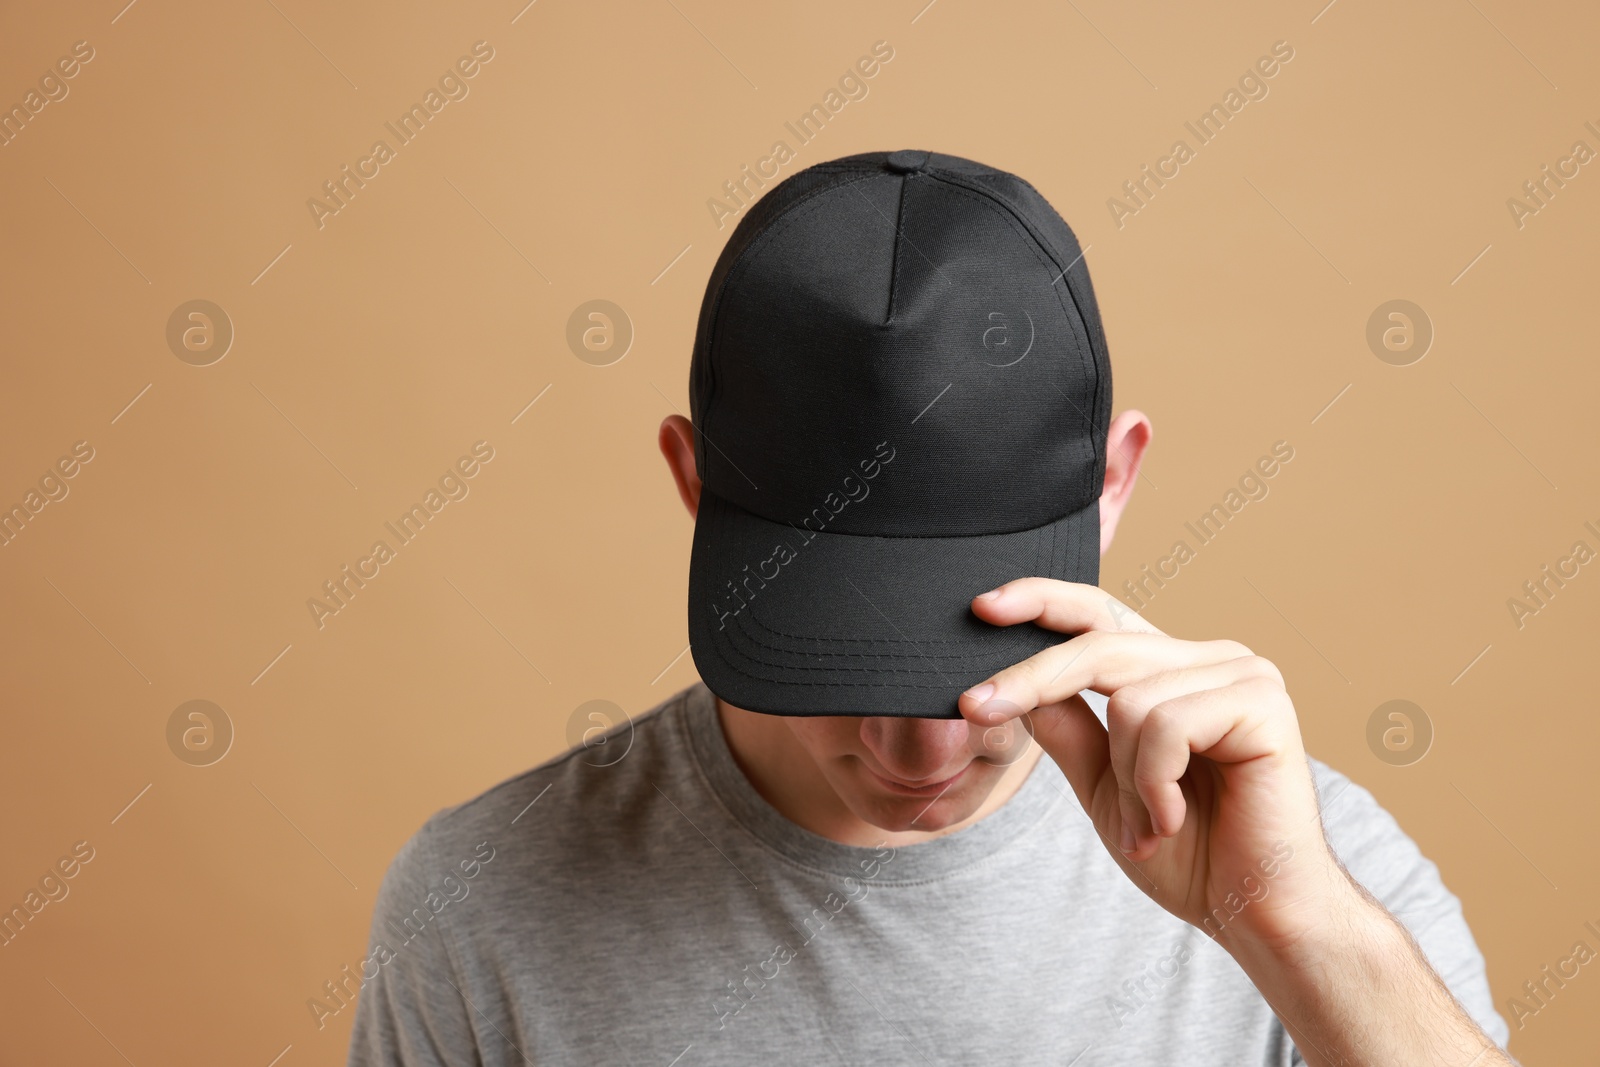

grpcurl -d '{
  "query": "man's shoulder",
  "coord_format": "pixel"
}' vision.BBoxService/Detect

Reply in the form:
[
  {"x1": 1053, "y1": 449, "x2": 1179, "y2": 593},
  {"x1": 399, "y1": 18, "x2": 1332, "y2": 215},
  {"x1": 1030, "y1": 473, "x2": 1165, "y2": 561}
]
[
  {"x1": 1304, "y1": 754, "x2": 1509, "y2": 1047},
  {"x1": 378, "y1": 684, "x2": 702, "y2": 894},
  {"x1": 1303, "y1": 755, "x2": 1470, "y2": 945}
]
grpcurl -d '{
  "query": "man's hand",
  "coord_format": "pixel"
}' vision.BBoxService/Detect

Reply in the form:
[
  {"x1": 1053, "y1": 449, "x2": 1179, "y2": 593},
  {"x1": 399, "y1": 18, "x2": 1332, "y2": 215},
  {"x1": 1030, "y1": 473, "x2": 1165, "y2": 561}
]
[
  {"x1": 959, "y1": 578, "x2": 1514, "y2": 1067},
  {"x1": 959, "y1": 577, "x2": 1336, "y2": 946}
]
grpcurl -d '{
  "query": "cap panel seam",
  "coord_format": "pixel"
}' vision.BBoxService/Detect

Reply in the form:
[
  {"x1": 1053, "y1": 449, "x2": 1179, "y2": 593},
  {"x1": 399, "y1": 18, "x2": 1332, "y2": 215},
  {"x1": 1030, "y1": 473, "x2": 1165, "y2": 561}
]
[
  {"x1": 916, "y1": 173, "x2": 1098, "y2": 402},
  {"x1": 922, "y1": 171, "x2": 1107, "y2": 506},
  {"x1": 885, "y1": 172, "x2": 911, "y2": 325},
  {"x1": 997, "y1": 175, "x2": 1109, "y2": 501}
]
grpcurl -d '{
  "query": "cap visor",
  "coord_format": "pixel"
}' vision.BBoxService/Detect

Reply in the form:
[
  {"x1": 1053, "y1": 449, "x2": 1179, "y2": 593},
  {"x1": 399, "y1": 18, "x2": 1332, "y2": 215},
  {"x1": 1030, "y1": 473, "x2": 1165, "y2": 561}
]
[{"x1": 689, "y1": 488, "x2": 1099, "y2": 717}]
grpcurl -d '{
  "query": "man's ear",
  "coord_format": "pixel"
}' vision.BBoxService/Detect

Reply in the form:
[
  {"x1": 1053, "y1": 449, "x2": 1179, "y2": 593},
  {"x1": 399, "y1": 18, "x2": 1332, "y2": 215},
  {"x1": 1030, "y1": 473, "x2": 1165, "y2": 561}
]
[
  {"x1": 658, "y1": 414, "x2": 702, "y2": 519},
  {"x1": 1098, "y1": 410, "x2": 1153, "y2": 554}
]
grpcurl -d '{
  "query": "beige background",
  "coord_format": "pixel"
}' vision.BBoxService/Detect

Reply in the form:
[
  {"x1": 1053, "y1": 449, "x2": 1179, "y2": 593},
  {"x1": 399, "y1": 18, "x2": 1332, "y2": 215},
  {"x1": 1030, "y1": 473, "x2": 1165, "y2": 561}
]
[{"x1": 1, "y1": 0, "x2": 1596, "y2": 1062}]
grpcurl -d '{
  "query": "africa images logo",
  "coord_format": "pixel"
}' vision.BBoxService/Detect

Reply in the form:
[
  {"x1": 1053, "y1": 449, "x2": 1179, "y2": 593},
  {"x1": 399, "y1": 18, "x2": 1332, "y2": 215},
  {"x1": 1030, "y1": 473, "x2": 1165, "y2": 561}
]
[
  {"x1": 981, "y1": 309, "x2": 1034, "y2": 367},
  {"x1": 305, "y1": 41, "x2": 496, "y2": 230}
]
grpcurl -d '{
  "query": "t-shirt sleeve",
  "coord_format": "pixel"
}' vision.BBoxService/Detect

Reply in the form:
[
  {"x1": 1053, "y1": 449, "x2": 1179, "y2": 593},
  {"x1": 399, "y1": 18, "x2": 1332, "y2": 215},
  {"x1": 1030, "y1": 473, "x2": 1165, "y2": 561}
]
[
  {"x1": 346, "y1": 817, "x2": 482, "y2": 1067},
  {"x1": 1281, "y1": 759, "x2": 1511, "y2": 1064}
]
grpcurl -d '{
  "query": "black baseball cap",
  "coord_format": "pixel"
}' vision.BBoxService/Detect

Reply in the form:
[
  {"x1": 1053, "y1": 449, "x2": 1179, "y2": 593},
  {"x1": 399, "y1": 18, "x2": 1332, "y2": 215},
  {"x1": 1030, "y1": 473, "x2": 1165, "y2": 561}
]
[{"x1": 687, "y1": 149, "x2": 1112, "y2": 718}]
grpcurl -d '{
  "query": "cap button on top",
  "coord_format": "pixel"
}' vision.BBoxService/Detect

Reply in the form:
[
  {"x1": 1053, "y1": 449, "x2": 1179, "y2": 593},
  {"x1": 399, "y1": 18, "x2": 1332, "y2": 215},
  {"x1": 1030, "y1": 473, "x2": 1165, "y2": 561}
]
[{"x1": 884, "y1": 149, "x2": 930, "y2": 174}]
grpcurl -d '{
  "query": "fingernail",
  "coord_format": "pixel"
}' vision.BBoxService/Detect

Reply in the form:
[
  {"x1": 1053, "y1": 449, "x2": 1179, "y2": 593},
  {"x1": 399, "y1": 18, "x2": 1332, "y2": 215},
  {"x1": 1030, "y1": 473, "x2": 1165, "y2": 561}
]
[
  {"x1": 977, "y1": 587, "x2": 1004, "y2": 600},
  {"x1": 964, "y1": 682, "x2": 995, "y2": 704},
  {"x1": 1118, "y1": 824, "x2": 1135, "y2": 852}
]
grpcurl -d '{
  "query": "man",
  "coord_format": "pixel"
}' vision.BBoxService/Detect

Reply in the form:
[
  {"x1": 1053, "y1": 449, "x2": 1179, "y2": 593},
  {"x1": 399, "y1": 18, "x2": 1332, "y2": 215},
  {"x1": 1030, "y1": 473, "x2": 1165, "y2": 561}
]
[{"x1": 349, "y1": 150, "x2": 1513, "y2": 1065}]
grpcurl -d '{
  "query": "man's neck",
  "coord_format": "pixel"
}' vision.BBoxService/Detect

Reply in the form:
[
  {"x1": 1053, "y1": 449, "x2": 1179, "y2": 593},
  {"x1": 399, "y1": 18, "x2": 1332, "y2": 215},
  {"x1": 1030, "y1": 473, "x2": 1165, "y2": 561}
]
[{"x1": 714, "y1": 696, "x2": 1044, "y2": 848}]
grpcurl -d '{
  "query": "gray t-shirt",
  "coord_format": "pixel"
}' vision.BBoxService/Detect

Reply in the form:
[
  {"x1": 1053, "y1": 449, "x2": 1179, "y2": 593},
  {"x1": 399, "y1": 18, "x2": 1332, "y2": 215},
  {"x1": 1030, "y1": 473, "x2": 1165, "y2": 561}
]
[{"x1": 347, "y1": 681, "x2": 1509, "y2": 1065}]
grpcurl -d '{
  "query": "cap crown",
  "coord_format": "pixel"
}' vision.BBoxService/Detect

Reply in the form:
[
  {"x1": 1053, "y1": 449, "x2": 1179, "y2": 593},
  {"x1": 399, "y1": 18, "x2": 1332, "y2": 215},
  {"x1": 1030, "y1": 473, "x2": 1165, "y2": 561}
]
[{"x1": 689, "y1": 149, "x2": 1112, "y2": 536}]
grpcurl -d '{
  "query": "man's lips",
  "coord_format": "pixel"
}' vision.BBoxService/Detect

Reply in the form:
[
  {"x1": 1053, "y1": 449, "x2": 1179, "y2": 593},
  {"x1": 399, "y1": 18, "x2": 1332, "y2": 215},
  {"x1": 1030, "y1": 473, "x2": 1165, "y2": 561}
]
[{"x1": 864, "y1": 763, "x2": 969, "y2": 797}]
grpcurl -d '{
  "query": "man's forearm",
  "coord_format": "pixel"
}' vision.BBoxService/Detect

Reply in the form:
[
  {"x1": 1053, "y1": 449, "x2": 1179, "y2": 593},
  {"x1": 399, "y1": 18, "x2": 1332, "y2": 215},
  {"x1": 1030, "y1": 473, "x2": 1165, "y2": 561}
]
[{"x1": 1222, "y1": 874, "x2": 1514, "y2": 1067}]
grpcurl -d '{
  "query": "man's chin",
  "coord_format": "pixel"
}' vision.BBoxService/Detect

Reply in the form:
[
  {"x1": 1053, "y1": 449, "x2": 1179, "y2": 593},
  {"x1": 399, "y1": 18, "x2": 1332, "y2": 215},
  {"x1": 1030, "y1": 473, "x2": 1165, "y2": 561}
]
[{"x1": 852, "y1": 788, "x2": 989, "y2": 834}]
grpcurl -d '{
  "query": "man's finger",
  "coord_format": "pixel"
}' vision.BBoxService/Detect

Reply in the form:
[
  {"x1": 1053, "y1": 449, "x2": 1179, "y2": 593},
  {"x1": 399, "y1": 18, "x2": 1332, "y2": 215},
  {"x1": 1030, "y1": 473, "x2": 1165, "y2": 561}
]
[
  {"x1": 1025, "y1": 693, "x2": 1110, "y2": 816},
  {"x1": 1130, "y1": 676, "x2": 1300, "y2": 853},
  {"x1": 1107, "y1": 656, "x2": 1286, "y2": 715},
  {"x1": 959, "y1": 630, "x2": 1252, "y2": 725},
  {"x1": 971, "y1": 578, "x2": 1167, "y2": 638},
  {"x1": 1028, "y1": 697, "x2": 1159, "y2": 867},
  {"x1": 1104, "y1": 655, "x2": 1283, "y2": 842}
]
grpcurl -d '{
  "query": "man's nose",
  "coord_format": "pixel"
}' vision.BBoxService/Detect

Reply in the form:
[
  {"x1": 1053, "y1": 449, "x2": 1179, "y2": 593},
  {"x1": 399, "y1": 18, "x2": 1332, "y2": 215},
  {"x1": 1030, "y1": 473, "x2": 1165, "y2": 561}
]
[{"x1": 859, "y1": 717, "x2": 971, "y2": 781}]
